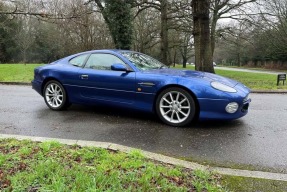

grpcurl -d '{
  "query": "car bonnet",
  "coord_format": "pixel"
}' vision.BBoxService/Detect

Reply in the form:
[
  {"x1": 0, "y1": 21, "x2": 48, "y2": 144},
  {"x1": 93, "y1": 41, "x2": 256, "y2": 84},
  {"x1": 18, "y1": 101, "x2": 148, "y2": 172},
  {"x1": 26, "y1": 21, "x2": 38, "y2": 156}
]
[{"x1": 143, "y1": 69, "x2": 238, "y2": 88}]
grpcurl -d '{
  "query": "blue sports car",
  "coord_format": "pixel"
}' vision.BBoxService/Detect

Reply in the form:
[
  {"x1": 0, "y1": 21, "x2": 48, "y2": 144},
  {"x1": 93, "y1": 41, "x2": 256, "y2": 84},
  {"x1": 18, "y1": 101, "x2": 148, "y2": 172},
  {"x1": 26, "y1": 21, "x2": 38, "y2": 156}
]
[{"x1": 32, "y1": 50, "x2": 251, "y2": 126}]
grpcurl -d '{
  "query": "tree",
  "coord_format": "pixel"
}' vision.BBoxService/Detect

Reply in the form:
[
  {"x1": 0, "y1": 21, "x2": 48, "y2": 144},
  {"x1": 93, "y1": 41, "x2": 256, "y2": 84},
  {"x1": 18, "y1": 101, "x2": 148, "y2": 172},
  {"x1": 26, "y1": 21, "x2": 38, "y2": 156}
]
[
  {"x1": 210, "y1": 0, "x2": 257, "y2": 57},
  {"x1": 133, "y1": 0, "x2": 169, "y2": 64},
  {"x1": 0, "y1": 3, "x2": 19, "y2": 63},
  {"x1": 214, "y1": 21, "x2": 252, "y2": 66},
  {"x1": 133, "y1": 8, "x2": 161, "y2": 56},
  {"x1": 214, "y1": 0, "x2": 287, "y2": 68},
  {"x1": 94, "y1": 0, "x2": 133, "y2": 50},
  {"x1": 192, "y1": 0, "x2": 214, "y2": 73},
  {"x1": 168, "y1": 0, "x2": 193, "y2": 68}
]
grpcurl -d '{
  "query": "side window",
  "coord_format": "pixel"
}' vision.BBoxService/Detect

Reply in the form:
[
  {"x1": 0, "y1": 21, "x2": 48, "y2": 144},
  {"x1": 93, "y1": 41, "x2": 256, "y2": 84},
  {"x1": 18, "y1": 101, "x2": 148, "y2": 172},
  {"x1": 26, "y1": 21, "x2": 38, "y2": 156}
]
[
  {"x1": 69, "y1": 54, "x2": 88, "y2": 67},
  {"x1": 85, "y1": 54, "x2": 125, "y2": 70}
]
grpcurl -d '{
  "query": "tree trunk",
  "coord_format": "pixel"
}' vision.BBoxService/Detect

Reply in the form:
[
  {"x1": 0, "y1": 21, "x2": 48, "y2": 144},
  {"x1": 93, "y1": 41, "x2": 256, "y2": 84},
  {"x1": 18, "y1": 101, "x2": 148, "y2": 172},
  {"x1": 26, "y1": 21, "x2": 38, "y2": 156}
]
[
  {"x1": 182, "y1": 56, "x2": 187, "y2": 68},
  {"x1": 160, "y1": 0, "x2": 168, "y2": 65},
  {"x1": 180, "y1": 43, "x2": 188, "y2": 68},
  {"x1": 192, "y1": 0, "x2": 214, "y2": 73},
  {"x1": 192, "y1": 0, "x2": 200, "y2": 71},
  {"x1": 210, "y1": 14, "x2": 218, "y2": 57},
  {"x1": 173, "y1": 50, "x2": 177, "y2": 67}
]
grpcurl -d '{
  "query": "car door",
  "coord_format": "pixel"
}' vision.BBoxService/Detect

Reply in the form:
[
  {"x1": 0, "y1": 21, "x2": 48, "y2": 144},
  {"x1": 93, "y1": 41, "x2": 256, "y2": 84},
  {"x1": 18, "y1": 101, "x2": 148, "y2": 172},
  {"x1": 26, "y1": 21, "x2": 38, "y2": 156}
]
[
  {"x1": 60, "y1": 53, "x2": 90, "y2": 102},
  {"x1": 77, "y1": 53, "x2": 136, "y2": 104}
]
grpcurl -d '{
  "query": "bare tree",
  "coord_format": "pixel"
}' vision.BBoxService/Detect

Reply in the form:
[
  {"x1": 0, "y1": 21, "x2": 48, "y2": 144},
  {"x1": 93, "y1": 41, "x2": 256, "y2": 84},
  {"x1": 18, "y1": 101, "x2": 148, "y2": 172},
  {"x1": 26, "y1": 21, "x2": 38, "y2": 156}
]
[
  {"x1": 210, "y1": 0, "x2": 257, "y2": 57},
  {"x1": 133, "y1": 8, "x2": 161, "y2": 55},
  {"x1": 134, "y1": 0, "x2": 169, "y2": 64}
]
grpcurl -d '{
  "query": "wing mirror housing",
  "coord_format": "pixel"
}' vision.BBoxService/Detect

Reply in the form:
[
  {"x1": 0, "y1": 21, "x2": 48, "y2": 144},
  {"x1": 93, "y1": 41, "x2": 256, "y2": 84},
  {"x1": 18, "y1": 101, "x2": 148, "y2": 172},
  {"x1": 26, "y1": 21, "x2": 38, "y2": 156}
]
[{"x1": 111, "y1": 63, "x2": 130, "y2": 72}]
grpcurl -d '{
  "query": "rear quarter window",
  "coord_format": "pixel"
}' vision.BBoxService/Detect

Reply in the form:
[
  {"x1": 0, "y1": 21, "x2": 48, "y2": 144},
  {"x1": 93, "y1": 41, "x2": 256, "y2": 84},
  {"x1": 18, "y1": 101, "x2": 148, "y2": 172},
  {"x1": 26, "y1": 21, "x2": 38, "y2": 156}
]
[{"x1": 69, "y1": 54, "x2": 89, "y2": 67}]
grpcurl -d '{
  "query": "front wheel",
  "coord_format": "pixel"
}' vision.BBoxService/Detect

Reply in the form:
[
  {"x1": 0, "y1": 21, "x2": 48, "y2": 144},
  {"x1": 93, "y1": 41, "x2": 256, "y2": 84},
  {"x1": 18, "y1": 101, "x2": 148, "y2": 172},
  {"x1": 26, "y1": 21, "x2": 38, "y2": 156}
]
[
  {"x1": 156, "y1": 87, "x2": 196, "y2": 127},
  {"x1": 43, "y1": 80, "x2": 69, "y2": 110}
]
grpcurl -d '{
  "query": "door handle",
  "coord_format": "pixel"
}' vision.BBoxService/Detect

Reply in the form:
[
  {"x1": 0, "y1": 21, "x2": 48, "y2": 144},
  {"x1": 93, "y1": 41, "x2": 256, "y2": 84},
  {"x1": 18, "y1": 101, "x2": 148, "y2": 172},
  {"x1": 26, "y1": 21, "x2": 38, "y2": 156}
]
[{"x1": 80, "y1": 74, "x2": 89, "y2": 79}]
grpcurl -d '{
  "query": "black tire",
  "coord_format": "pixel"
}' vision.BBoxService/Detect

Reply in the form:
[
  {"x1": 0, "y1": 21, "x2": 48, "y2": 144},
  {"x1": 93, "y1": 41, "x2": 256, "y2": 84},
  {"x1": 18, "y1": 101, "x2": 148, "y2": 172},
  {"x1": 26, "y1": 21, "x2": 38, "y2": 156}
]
[
  {"x1": 43, "y1": 80, "x2": 69, "y2": 111},
  {"x1": 155, "y1": 87, "x2": 196, "y2": 127}
]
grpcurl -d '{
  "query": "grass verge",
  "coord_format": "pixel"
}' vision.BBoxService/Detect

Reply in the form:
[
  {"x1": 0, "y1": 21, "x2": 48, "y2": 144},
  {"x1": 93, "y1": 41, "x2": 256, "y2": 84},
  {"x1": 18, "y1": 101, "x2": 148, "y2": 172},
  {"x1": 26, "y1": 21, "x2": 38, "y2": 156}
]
[
  {"x1": 173, "y1": 65, "x2": 286, "y2": 90},
  {"x1": 222, "y1": 175, "x2": 287, "y2": 192},
  {"x1": 0, "y1": 64, "x2": 42, "y2": 82},
  {"x1": 0, "y1": 138, "x2": 228, "y2": 191},
  {"x1": 215, "y1": 69, "x2": 284, "y2": 90},
  {"x1": 217, "y1": 65, "x2": 287, "y2": 73}
]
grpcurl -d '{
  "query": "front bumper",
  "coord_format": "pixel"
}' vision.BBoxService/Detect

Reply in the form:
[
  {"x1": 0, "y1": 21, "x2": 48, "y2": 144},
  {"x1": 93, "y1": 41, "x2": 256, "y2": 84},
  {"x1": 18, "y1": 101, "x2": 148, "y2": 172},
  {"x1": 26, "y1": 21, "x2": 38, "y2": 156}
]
[{"x1": 198, "y1": 96, "x2": 251, "y2": 121}]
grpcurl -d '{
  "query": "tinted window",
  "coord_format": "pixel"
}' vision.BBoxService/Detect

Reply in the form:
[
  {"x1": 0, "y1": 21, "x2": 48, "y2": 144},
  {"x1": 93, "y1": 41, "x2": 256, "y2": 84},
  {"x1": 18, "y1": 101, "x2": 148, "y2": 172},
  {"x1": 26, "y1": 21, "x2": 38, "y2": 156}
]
[
  {"x1": 85, "y1": 54, "x2": 125, "y2": 70},
  {"x1": 69, "y1": 54, "x2": 88, "y2": 67}
]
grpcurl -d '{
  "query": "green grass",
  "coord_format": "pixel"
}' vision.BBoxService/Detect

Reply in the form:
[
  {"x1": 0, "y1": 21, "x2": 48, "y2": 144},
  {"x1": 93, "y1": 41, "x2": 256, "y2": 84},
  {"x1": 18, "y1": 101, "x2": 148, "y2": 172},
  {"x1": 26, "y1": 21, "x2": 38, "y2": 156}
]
[
  {"x1": 0, "y1": 138, "x2": 228, "y2": 191},
  {"x1": 222, "y1": 175, "x2": 287, "y2": 192},
  {"x1": 215, "y1": 69, "x2": 282, "y2": 90},
  {"x1": 173, "y1": 65, "x2": 286, "y2": 90},
  {"x1": 0, "y1": 64, "x2": 42, "y2": 82},
  {"x1": 218, "y1": 65, "x2": 287, "y2": 73}
]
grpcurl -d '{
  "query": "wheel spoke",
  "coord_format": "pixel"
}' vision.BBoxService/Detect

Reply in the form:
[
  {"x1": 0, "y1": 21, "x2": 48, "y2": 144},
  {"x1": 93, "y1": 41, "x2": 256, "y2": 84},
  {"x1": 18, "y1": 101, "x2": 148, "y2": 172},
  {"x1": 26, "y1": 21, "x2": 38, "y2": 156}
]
[
  {"x1": 53, "y1": 98, "x2": 57, "y2": 106},
  {"x1": 49, "y1": 97, "x2": 54, "y2": 107},
  {"x1": 176, "y1": 112, "x2": 180, "y2": 121},
  {"x1": 56, "y1": 98, "x2": 60, "y2": 106},
  {"x1": 48, "y1": 97, "x2": 52, "y2": 103},
  {"x1": 179, "y1": 98, "x2": 187, "y2": 104},
  {"x1": 47, "y1": 87, "x2": 53, "y2": 93},
  {"x1": 160, "y1": 105, "x2": 171, "y2": 108},
  {"x1": 163, "y1": 98, "x2": 171, "y2": 104},
  {"x1": 169, "y1": 93, "x2": 174, "y2": 102},
  {"x1": 164, "y1": 109, "x2": 171, "y2": 116},
  {"x1": 179, "y1": 110, "x2": 188, "y2": 117},
  {"x1": 57, "y1": 98, "x2": 62, "y2": 103},
  {"x1": 175, "y1": 93, "x2": 180, "y2": 102},
  {"x1": 170, "y1": 111, "x2": 175, "y2": 121}
]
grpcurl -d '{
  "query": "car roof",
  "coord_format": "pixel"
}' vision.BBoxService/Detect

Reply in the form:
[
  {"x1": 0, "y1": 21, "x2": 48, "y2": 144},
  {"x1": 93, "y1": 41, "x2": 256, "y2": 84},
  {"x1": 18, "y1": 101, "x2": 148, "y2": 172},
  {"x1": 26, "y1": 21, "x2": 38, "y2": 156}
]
[{"x1": 78, "y1": 49, "x2": 134, "y2": 54}]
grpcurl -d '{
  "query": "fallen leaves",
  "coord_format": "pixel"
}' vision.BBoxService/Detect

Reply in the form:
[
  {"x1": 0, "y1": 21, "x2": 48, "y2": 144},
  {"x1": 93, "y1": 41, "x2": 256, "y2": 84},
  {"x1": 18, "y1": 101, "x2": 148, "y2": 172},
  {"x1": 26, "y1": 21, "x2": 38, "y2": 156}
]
[{"x1": 0, "y1": 170, "x2": 11, "y2": 190}]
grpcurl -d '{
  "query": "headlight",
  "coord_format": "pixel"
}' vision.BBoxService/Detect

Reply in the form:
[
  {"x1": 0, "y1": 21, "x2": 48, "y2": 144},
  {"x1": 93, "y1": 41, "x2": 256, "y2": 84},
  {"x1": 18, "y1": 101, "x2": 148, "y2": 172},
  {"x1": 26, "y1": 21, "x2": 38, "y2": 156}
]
[
  {"x1": 211, "y1": 81, "x2": 237, "y2": 93},
  {"x1": 225, "y1": 102, "x2": 239, "y2": 113}
]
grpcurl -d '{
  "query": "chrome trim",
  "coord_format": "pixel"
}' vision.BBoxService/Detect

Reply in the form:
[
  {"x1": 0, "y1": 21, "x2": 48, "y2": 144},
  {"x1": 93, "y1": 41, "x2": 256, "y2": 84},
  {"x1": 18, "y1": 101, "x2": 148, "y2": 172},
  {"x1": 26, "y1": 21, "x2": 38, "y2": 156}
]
[{"x1": 138, "y1": 82, "x2": 155, "y2": 86}]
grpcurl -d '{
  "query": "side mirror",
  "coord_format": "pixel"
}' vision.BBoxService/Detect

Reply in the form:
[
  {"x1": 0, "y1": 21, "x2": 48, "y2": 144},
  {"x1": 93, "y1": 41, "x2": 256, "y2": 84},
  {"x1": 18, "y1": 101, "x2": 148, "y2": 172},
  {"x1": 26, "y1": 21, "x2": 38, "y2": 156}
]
[{"x1": 111, "y1": 63, "x2": 128, "y2": 71}]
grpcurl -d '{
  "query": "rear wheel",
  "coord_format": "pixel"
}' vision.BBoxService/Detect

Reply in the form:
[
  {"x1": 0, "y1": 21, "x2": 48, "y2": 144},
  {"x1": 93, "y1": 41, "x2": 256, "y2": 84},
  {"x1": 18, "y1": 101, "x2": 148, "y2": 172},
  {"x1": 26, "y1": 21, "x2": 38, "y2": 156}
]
[
  {"x1": 43, "y1": 80, "x2": 69, "y2": 110},
  {"x1": 156, "y1": 87, "x2": 196, "y2": 126}
]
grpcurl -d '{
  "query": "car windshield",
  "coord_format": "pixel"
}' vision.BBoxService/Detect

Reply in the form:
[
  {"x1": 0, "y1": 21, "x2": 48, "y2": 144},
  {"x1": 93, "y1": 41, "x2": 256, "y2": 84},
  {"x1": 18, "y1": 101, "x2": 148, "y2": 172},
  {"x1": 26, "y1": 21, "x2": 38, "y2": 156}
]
[{"x1": 120, "y1": 52, "x2": 168, "y2": 71}]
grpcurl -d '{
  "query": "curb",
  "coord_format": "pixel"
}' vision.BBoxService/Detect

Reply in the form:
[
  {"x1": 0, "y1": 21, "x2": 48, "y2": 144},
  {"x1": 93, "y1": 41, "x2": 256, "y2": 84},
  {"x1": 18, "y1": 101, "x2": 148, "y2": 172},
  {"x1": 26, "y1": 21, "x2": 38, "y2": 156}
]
[
  {"x1": 0, "y1": 82, "x2": 31, "y2": 86},
  {"x1": 0, "y1": 134, "x2": 287, "y2": 182},
  {"x1": 251, "y1": 90, "x2": 287, "y2": 94}
]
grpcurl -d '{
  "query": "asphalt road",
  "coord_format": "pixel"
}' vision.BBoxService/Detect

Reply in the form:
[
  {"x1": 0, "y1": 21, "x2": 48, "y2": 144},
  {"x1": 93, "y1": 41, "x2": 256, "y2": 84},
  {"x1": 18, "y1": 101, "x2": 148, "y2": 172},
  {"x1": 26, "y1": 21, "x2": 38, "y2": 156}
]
[{"x1": 0, "y1": 85, "x2": 287, "y2": 173}]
